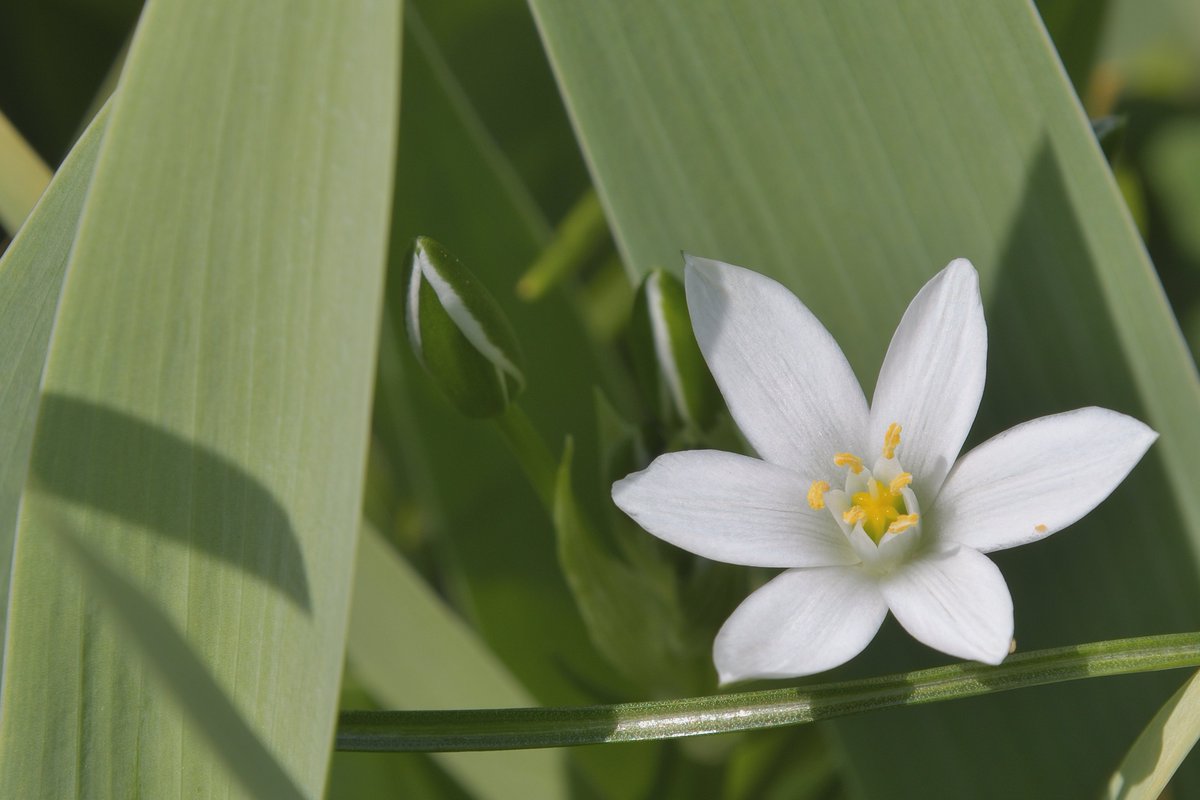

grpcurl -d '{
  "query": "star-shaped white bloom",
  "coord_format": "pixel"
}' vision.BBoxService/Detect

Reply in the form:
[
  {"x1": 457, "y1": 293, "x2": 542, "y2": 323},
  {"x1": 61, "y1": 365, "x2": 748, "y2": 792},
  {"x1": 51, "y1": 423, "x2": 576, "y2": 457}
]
[{"x1": 612, "y1": 256, "x2": 1157, "y2": 684}]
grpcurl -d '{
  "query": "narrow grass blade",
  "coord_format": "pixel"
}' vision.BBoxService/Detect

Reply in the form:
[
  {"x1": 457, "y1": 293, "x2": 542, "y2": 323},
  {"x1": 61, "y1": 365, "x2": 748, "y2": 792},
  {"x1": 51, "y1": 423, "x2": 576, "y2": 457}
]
[
  {"x1": 337, "y1": 632, "x2": 1200, "y2": 751},
  {"x1": 1107, "y1": 669, "x2": 1200, "y2": 800}
]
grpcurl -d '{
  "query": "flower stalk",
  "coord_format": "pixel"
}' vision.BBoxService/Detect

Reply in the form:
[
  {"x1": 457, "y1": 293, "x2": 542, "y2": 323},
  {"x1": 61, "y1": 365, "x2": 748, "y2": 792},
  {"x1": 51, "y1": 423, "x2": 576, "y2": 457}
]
[
  {"x1": 336, "y1": 632, "x2": 1200, "y2": 753},
  {"x1": 492, "y1": 403, "x2": 558, "y2": 514}
]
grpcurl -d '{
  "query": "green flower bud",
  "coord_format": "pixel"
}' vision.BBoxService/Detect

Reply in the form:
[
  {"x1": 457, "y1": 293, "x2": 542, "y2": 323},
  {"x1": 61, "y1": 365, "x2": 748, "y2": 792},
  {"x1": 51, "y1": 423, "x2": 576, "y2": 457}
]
[
  {"x1": 629, "y1": 269, "x2": 720, "y2": 433},
  {"x1": 406, "y1": 236, "x2": 526, "y2": 418}
]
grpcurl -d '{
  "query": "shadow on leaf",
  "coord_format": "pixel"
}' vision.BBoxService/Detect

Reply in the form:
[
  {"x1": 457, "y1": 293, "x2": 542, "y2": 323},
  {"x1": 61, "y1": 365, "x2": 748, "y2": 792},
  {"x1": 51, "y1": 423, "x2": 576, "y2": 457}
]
[
  {"x1": 31, "y1": 393, "x2": 310, "y2": 613},
  {"x1": 52, "y1": 522, "x2": 307, "y2": 800}
]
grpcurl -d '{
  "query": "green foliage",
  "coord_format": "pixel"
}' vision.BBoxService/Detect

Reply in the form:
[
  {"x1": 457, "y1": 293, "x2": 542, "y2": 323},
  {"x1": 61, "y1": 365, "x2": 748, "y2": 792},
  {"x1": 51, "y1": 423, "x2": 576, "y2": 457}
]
[
  {"x1": 0, "y1": 106, "x2": 106, "y2": 678},
  {"x1": 6, "y1": 0, "x2": 1200, "y2": 797},
  {"x1": 1108, "y1": 669, "x2": 1200, "y2": 799},
  {"x1": 554, "y1": 438, "x2": 711, "y2": 696},
  {"x1": 0, "y1": 0, "x2": 397, "y2": 795}
]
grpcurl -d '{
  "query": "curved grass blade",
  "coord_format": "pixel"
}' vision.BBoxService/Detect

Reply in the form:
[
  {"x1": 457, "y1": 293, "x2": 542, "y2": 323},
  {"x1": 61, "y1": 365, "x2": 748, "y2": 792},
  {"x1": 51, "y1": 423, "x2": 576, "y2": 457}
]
[
  {"x1": 1107, "y1": 669, "x2": 1200, "y2": 800},
  {"x1": 338, "y1": 633, "x2": 1200, "y2": 752}
]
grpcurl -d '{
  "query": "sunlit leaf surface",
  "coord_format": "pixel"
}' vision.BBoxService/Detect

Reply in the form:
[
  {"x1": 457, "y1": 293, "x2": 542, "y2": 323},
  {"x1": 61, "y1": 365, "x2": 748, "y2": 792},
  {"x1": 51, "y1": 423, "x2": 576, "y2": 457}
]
[
  {"x1": 0, "y1": 0, "x2": 397, "y2": 795},
  {"x1": 1108, "y1": 669, "x2": 1200, "y2": 800}
]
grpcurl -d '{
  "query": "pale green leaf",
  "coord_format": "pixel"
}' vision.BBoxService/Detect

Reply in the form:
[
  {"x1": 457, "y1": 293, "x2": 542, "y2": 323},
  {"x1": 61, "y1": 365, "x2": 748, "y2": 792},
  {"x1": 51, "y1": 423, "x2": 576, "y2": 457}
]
[
  {"x1": 0, "y1": 104, "x2": 107, "y2": 684},
  {"x1": 0, "y1": 0, "x2": 398, "y2": 797},
  {"x1": 51, "y1": 522, "x2": 306, "y2": 800},
  {"x1": 528, "y1": 1, "x2": 1200, "y2": 796},
  {"x1": 1107, "y1": 669, "x2": 1200, "y2": 800},
  {"x1": 346, "y1": 523, "x2": 567, "y2": 800}
]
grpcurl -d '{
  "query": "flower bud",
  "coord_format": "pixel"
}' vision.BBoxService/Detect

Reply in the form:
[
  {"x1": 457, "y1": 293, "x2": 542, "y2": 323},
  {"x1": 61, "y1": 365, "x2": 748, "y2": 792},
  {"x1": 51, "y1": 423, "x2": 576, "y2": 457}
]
[
  {"x1": 629, "y1": 269, "x2": 720, "y2": 432},
  {"x1": 406, "y1": 236, "x2": 526, "y2": 418}
]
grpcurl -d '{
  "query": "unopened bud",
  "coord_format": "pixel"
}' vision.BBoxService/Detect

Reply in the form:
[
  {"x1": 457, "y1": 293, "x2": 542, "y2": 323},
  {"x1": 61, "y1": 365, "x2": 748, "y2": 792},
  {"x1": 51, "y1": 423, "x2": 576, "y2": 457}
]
[
  {"x1": 629, "y1": 269, "x2": 719, "y2": 432},
  {"x1": 406, "y1": 236, "x2": 525, "y2": 418}
]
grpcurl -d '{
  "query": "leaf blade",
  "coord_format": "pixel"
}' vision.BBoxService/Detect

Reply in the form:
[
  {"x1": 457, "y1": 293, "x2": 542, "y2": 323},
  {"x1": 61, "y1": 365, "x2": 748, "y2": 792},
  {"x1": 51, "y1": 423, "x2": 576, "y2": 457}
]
[{"x1": 0, "y1": 0, "x2": 399, "y2": 795}]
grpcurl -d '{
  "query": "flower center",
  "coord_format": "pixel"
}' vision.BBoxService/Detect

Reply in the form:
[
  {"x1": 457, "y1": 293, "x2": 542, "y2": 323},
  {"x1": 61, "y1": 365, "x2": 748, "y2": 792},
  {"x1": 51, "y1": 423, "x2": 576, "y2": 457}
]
[
  {"x1": 808, "y1": 422, "x2": 921, "y2": 545},
  {"x1": 848, "y1": 478, "x2": 909, "y2": 542}
]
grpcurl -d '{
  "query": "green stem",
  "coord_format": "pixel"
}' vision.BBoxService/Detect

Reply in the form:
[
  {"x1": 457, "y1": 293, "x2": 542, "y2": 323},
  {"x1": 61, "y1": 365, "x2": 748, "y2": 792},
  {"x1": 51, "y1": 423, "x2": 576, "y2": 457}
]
[
  {"x1": 492, "y1": 403, "x2": 559, "y2": 513},
  {"x1": 336, "y1": 632, "x2": 1200, "y2": 752},
  {"x1": 516, "y1": 189, "x2": 609, "y2": 301}
]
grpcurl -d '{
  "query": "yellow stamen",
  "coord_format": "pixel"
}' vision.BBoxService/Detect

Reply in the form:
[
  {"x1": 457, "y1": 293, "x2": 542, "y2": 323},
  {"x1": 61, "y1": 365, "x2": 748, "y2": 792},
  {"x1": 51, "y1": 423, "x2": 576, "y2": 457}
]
[
  {"x1": 886, "y1": 514, "x2": 919, "y2": 534},
  {"x1": 834, "y1": 452, "x2": 864, "y2": 474},
  {"x1": 882, "y1": 422, "x2": 902, "y2": 459},
  {"x1": 807, "y1": 480, "x2": 830, "y2": 510},
  {"x1": 1034, "y1": 524, "x2": 1048, "y2": 533},
  {"x1": 843, "y1": 506, "x2": 866, "y2": 525},
  {"x1": 889, "y1": 472, "x2": 912, "y2": 493}
]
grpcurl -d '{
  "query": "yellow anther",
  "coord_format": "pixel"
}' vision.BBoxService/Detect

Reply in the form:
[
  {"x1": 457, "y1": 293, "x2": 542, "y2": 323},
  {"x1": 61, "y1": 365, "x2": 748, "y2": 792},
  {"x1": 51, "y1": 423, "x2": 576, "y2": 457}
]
[
  {"x1": 882, "y1": 422, "x2": 902, "y2": 459},
  {"x1": 889, "y1": 472, "x2": 912, "y2": 493},
  {"x1": 833, "y1": 452, "x2": 864, "y2": 474},
  {"x1": 1034, "y1": 524, "x2": 1048, "y2": 533},
  {"x1": 886, "y1": 514, "x2": 919, "y2": 534},
  {"x1": 843, "y1": 506, "x2": 866, "y2": 525},
  {"x1": 807, "y1": 480, "x2": 830, "y2": 510}
]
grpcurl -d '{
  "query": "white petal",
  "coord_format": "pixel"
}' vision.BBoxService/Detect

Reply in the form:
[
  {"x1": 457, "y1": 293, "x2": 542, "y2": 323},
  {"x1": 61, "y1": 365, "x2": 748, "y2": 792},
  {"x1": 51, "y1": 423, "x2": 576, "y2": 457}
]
[
  {"x1": 869, "y1": 259, "x2": 986, "y2": 500},
  {"x1": 684, "y1": 255, "x2": 868, "y2": 477},
  {"x1": 714, "y1": 566, "x2": 886, "y2": 682},
  {"x1": 612, "y1": 450, "x2": 858, "y2": 568},
  {"x1": 879, "y1": 546, "x2": 1013, "y2": 664},
  {"x1": 931, "y1": 407, "x2": 1157, "y2": 553}
]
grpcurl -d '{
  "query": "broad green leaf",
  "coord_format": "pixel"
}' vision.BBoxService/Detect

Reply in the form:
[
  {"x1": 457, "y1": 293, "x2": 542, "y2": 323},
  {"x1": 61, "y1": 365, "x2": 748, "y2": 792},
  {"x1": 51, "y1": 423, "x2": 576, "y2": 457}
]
[
  {"x1": 346, "y1": 523, "x2": 567, "y2": 799},
  {"x1": 51, "y1": 522, "x2": 306, "y2": 800},
  {"x1": 1107, "y1": 669, "x2": 1200, "y2": 800},
  {"x1": 0, "y1": 112, "x2": 53, "y2": 234},
  {"x1": 528, "y1": 1, "x2": 1200, "y2": 796},
  {"x1": 0, "y1": 104, "x2": 106, "y2": 684},
  {"x1": 0, "y1": 0, "x2": 397, "y2": 796}
]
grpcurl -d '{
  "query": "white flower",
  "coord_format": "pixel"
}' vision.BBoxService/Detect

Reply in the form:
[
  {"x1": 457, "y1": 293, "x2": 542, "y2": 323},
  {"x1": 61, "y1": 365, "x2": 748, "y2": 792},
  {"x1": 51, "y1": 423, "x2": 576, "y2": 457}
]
[{"x1": 612, "y1": 256, "x2": 1157, "y2": 684}]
